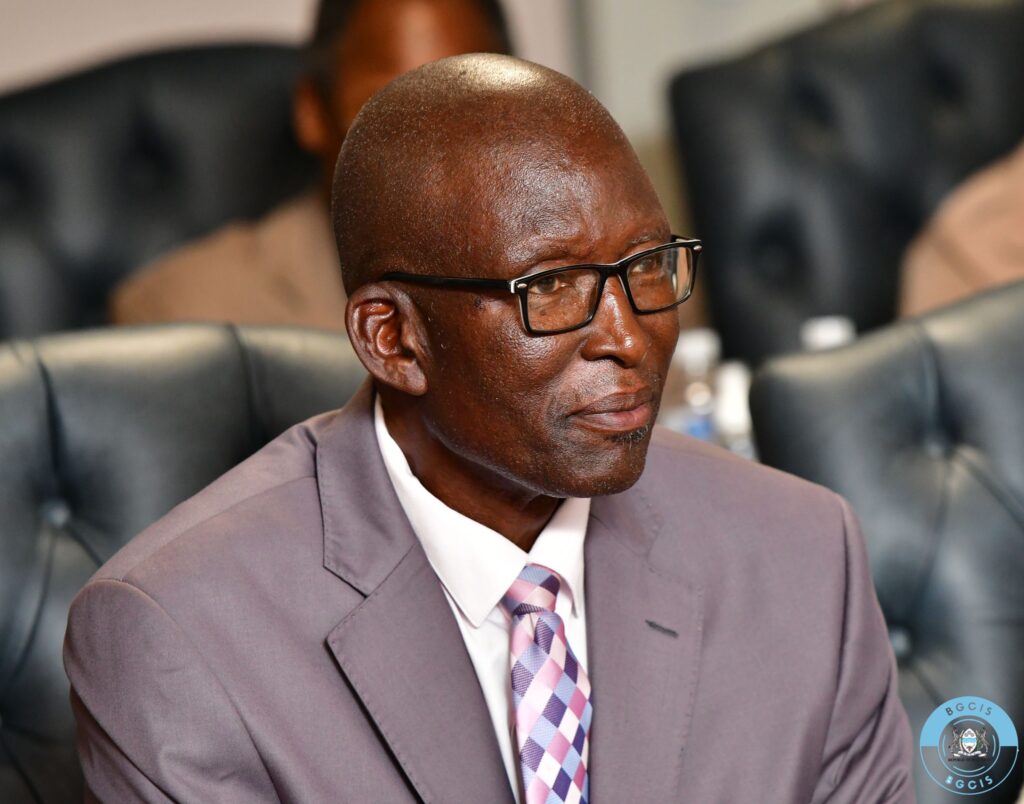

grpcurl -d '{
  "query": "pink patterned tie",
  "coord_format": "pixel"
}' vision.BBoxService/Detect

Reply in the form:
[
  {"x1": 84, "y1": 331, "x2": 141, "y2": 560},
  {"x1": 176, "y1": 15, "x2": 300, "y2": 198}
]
[{"x1": 501, "y1": 564, "x2": 592, "y2": 804}]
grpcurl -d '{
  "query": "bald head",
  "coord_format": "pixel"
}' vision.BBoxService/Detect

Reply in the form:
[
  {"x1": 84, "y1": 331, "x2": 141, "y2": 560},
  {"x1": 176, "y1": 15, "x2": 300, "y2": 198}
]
[
  {"x1": 335, "y1": 54, "x2": 677, "y2": 509},
  {"x1": 331, "y1": 54, "x2": 647, "y2": 293}
]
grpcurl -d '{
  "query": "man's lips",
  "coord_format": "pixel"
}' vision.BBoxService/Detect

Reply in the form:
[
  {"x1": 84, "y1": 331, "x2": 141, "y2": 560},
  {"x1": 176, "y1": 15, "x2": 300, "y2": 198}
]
[{"x1": 570, "y1": 390, "x2": 655, "y2": 433}]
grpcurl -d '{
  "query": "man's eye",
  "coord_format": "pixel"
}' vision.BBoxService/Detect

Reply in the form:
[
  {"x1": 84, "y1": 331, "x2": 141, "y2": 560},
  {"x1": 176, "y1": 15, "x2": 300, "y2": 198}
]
[
  {"x1": 529, "y1": 275, "x2": 564, "y2": 295},
  {"x1": 631, "y1": 256, "x2": 660, "y2": 274}
]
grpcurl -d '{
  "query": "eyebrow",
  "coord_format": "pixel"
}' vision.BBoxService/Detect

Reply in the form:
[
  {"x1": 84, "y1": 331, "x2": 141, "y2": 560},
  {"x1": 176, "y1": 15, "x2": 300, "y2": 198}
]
[
  {"x1": 624, "y1": 231, "x2": 669, "y2": 250},
  {"x1": 511, "y1": 230, "x2": 672, "y2": 272}
]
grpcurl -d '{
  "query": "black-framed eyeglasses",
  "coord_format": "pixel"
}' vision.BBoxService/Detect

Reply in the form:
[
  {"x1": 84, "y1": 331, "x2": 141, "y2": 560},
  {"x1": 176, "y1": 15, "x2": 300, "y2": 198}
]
[{"x1": 380, "y1": 236, "x2": 702, "y2": 335}]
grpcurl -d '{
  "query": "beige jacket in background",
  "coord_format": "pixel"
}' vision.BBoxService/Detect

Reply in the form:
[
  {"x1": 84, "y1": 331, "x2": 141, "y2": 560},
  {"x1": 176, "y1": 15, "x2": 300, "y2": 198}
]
[
  {"x1": 900, "y1": 143, "x2": 1024, "y2": 318},
  {"x1": 110, "y1": 192, "x2": 348, "y2": 331}
]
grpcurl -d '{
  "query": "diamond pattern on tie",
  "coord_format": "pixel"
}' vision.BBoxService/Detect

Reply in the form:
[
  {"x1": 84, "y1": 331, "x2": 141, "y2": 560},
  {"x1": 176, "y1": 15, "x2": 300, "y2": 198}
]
[{"x1": 501, "y1": 564, "x2": 592, "y2": 804}]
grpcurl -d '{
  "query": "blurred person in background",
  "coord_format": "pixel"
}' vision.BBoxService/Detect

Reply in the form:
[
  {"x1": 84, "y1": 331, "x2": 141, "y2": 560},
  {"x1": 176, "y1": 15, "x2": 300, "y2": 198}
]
[
  {"x1": 900, "y1": 141, "x2": 1024, "y2": 317},
  {"x1": 109, "y1": 0, "x2": 511, "y2": 330}
]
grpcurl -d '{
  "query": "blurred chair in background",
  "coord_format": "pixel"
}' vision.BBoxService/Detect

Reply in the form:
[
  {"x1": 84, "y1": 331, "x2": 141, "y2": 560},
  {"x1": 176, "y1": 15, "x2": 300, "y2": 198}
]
[
  {"x1": 669, "y1": 0, "x2": 1024, "y2": 365},
  {"x1": 0, "y1": 45, "x2": 315, "y2": 339},
  {"x1": 109, "y1": 0, "x2": 512, "y2": 331},
  {"x1": 0, "y1": 324, "x2": 365, "y2": 803},
  {"x1": 750, "y1": 279, "x2": 1024, "y2": 803}
]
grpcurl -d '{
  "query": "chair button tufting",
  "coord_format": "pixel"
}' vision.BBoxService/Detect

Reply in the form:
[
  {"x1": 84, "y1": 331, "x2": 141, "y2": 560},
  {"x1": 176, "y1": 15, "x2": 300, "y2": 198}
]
[
  {"x1": 888, "y1": 626, "x2": 912, "y2": 663},
  {"x1": 41, "y1": 499, "x2": 71, "y2": 529},
  {"x1": 923, "y1": 432, "x2": 951, "y2": 458}
]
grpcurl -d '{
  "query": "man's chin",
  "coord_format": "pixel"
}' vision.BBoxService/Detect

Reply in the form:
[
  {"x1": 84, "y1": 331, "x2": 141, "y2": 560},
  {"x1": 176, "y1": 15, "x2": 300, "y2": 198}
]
[{"x1": 545, "y1": 432, "x2": 653, "y2": 498}]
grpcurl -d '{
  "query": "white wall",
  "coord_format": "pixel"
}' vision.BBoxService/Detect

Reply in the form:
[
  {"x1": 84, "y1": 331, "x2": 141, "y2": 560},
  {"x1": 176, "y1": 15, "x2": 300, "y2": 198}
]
[
  {"x1": 0, "y1": 0, "x2": 314, "y2": 93},
  {"x1": 0, "y1": 0, "x2": 577, "y2": 94}
]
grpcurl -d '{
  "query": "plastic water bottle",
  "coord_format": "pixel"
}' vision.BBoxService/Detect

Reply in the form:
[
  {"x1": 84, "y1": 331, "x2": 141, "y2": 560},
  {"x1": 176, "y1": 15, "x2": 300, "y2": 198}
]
[
  {"x1": 659, "y1": 328, "x2": 720, "y2": 441},
  {"x1": 713, "y1": 361, "x2": 756, "y2": 460}
]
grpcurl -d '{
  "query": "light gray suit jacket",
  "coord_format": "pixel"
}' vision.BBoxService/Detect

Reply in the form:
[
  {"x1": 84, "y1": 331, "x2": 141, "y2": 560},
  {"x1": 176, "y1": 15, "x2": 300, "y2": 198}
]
[{"x1": 64, "y1": 383, "x2": 914, "y2": 802}]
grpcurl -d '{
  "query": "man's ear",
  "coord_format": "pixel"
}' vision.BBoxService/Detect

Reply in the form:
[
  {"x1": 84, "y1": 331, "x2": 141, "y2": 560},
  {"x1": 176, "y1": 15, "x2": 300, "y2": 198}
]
[
  {"x1": 346, "y1": 284, "x2": 429, "y2": 396},
  {"x1": 293, "y1": 78, "x2": 333, "y2": 158}
]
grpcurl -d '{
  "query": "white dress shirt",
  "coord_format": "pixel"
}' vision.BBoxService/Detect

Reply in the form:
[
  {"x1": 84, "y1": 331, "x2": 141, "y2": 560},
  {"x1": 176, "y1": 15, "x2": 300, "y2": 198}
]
[{"x1": 373, "y1": 398, "x2": 591, "y2": 800}]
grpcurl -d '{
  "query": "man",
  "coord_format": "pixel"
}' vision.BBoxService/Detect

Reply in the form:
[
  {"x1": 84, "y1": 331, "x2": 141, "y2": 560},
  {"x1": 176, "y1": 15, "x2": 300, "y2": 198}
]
[
  {"x1": 108, "y1": 0, "x2": 510, "y2": 330},
  {"x1": 900, "y1": 141, "x2": 1024, "y2": 317},
  {"x1": 66, "y1": 56, "x2": 914, "y2": 801}
]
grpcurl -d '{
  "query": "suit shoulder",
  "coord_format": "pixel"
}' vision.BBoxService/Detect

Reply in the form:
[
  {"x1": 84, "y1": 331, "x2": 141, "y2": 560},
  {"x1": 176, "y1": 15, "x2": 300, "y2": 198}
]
[
  {"x1": 640, "y1": 428, "x2": 847, "y2": 564},
  {"x1": 91, "y1": 414, "x2": 335, "y2": 585},
  {"x1": 645, "y1": 427, "x2": 836, "y2": 509},
  {"x1": 637, "y1": 431, "x2": 859, "y2": 651}
]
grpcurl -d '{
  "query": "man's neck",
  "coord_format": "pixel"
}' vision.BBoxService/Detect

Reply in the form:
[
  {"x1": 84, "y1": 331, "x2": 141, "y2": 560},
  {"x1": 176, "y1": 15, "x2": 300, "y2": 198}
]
[{"x1": 380, "y1": 395, "x2": 559, "y2": 552}]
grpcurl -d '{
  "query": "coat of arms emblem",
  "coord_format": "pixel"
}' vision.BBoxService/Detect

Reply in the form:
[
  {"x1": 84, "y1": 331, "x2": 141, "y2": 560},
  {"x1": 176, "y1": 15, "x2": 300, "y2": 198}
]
[{"x1": 948, "y1": 725, "x2": 990, "y2": 761}]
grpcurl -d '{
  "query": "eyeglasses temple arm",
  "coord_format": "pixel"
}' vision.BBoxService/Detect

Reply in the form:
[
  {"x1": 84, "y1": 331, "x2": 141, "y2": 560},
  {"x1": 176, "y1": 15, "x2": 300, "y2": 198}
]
[{"x1": 379, "y1": 272, "x2": 510, "y2": 291}]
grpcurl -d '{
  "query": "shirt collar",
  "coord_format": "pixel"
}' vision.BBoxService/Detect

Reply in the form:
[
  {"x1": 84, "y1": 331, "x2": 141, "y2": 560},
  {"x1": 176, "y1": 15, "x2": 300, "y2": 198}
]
[{"x1": 373, "y1": 395, "x2": 590, "y2": 628}]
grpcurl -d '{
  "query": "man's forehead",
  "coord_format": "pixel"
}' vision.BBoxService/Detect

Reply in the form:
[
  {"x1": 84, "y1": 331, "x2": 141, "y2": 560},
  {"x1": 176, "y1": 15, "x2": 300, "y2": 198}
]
[
  {"x1": 503, "y1": 228, "x2": 669, "y2": 266},
  {"x1": 438, "y1": 140, "x2": 666, "y2": 271}
]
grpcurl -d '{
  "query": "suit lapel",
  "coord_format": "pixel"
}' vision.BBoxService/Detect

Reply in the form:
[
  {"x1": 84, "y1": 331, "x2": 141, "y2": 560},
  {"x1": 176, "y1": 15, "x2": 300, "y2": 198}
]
[
  {"x1": 326, "y1": 544, "x2": 513, "y2": 803},
  {"x1": 316, "y1": 383, "x2": 513, "y2": 803},
  {"x1": 585, "y1": 488, "x2": 705, "y2": 802}
]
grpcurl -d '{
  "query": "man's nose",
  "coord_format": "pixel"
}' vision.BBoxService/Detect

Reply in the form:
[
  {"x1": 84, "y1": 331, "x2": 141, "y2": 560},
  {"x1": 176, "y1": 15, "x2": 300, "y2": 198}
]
[{"x1": 580, "y1": 275, "x2": 651, "y2": 366}]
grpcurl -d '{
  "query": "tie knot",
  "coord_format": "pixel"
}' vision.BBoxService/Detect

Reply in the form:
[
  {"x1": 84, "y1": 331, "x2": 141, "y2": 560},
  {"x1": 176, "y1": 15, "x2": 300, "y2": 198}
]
[{"x1": 501, "y1": 563, "x2": 561, "y2": 618}]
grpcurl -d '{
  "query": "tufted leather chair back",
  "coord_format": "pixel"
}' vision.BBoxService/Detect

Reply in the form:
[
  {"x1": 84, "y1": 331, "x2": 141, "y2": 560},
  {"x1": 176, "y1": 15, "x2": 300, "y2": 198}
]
[
  {"x1": 669, "y1": 0, "x2": 1024, "y2": 364},
  {"x1": 0, "y1": 45, "x2": 316, "y2": 339},
  {"x1": 750, "y1": 280, "x2": 1024, "y2": 802},
  {"x1": 0, "y1": 325, "x2": 365, "y2": 802}
]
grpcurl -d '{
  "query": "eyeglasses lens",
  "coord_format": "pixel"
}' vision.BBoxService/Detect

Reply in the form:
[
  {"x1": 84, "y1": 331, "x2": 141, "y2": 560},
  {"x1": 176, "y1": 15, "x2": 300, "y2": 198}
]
[
  {"x1": 525, "y1": 268, "x2": 601, "y2": 333},
  {"x1": 524, "y1": 244, "x2": 692, "y2": 333},
  {"x1": 627, "y1": 246, "x2": 690, "y2": 311}
]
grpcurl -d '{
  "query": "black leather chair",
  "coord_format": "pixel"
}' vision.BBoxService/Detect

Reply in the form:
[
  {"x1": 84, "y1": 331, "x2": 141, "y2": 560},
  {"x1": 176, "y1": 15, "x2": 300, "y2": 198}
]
[
  {"x1": 0, "y1": 45, "x2": 316, "y2": 339},
  {"x1": 0, "y1": 324, "x2": 364, "y2": 803},
  {"x1": 750, "y1": 280, "x2": 1024, "y2": 802},
  {"x1": 669, "y1": 0, "x2": 1024, "y2": 364}
]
